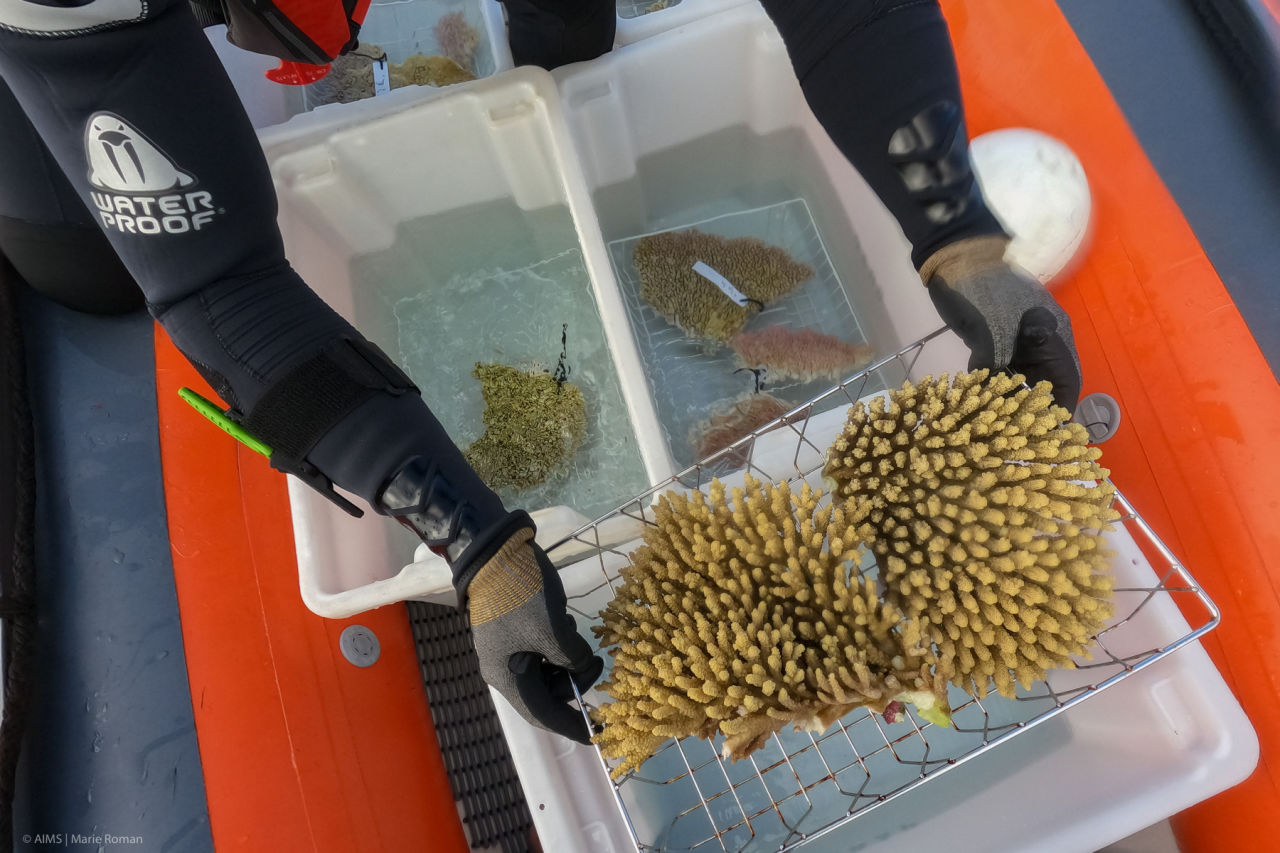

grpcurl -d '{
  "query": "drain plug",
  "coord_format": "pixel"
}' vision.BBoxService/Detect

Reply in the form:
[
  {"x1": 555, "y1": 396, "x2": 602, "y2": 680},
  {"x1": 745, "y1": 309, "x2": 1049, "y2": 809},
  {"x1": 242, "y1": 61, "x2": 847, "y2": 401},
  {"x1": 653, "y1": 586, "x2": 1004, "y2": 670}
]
[
  {"x1": 1074, "y1": 392, "x2": 1122, "y2": 443},
  {"x1": 339, "y1": 625, "x2": 381, "y2": 667}
]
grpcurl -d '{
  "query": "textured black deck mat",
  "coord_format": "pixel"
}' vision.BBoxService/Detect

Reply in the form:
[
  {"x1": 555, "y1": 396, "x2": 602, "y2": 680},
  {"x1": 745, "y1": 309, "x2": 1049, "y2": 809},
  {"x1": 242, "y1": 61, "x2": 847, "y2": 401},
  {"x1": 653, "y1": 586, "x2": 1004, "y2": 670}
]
[{"x1": 407, "y1": 602, "x2": 534, "y2": 853}]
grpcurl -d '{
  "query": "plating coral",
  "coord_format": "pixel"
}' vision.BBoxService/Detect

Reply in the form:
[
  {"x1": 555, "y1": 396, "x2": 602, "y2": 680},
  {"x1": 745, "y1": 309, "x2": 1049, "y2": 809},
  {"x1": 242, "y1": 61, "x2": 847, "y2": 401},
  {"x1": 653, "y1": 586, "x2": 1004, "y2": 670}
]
[
  {"x1": 822, "y1": 371, "x2": 1118, "y2": 698},
  {"x1": 633, "y1": 230, "x2": 814, "y2": 342},
  {"x1": 390, "y1": 54, "x2": 477, "y2": 89},
  {"x1": 692, "y1": 393, "x2": 791, "y2": 463},
  {"x1": 465, "y1": 363, "x2": 587, "y2": 491},
  {"x1": 435, "y1": 11, "x2": 480, "y2": 73},
  {"x1": 731, "y1": 326, "x2": 875, "y2": 384},
  {"x1": 592, "y1": 476, "x2": 948, "y2": 777}
]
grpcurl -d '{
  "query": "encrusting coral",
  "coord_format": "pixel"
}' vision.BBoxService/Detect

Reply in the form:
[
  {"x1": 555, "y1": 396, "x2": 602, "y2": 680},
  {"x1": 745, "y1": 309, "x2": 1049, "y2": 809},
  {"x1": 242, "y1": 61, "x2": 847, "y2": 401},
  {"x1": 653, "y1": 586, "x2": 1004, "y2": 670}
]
[
  {"x1": 692, "y1": 393, "x2": 791, "y2": 463},
  {"x1": 390, "y1": 54, "x2": 476, "y2": 89},
  {"x1": 435, "y1": 11, "x2": 480, "y2": 73},
  {"x1": 822, "y1": 371, "x2": 1118, "y2": 698},
  {"x1": 731, "y1": 326, "x2": 875, "y2": 384},
  {"x1": 633, "y1": 230, "x2": 814, "y2": 342},
  {"x1": 309, "y1": 50, "x2": 378, "y2": 105},
  {"x1": 464, "y1": 363, "x2": 587, "y2": 491},
  {"x1": 592, "y1": 476, "x2": 949, "y2": 778}
]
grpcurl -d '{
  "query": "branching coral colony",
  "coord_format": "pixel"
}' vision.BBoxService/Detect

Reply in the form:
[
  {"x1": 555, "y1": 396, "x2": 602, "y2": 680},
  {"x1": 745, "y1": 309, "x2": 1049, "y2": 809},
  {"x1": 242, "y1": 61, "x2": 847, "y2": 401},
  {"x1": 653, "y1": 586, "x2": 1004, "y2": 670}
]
[
  {"x1": 592, "y1": 476, "x2": 948, "y2": 778},
  {"x1": 464, "y1": 362, "x2": 586, "y2": 491},
  {"x1": 823, "y1": 371, "x2": 1118, "y2": 699},
  {"x1": 593, "y1": 371, "x2": 1117, "y2": 776},
  {"x1": 633, "y1": 230, "x2": 814, "y2": 342}
]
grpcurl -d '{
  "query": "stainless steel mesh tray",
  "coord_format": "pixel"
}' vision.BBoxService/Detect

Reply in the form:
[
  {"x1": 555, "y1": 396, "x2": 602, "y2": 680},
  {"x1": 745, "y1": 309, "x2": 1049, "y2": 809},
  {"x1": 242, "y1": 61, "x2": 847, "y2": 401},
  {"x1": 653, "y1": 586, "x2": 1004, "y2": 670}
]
[{"x1": 552, "y1": 330, "x2": 1219, "y2": 853}]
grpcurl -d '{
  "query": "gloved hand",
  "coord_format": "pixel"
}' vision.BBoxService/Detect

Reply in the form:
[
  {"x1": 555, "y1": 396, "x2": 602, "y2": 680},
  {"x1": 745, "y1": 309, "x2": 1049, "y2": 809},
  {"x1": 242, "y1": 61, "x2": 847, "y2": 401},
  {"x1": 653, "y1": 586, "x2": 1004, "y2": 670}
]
[
  {"x1": 466, "y1": 527, "x2": 604, "y2": 743},
  {"x1": 921, "y1": 236, "x2": 1082, "y2": 414}
]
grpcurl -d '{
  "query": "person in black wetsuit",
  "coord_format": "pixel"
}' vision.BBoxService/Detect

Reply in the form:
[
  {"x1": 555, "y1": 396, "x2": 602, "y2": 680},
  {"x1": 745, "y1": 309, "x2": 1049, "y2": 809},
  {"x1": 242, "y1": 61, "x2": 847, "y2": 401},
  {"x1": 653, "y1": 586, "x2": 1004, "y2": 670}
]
[{"x1": 0, "y1": 0, "x2": 1081, "y2": 744}]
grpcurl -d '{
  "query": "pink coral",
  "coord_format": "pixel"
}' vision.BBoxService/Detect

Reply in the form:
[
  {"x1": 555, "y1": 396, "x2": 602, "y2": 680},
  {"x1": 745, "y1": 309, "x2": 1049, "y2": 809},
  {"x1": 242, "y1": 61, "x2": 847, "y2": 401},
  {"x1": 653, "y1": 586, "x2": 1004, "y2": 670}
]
[
  {"x1": 435, "y1": 11, "x2": 479, "y2": 74},
  {"x1": 692, "y1": 393, "x2": 791, "y2": 463},
  {"x1": 731, "y1": 326, "x2": 874, "y2": 383}
]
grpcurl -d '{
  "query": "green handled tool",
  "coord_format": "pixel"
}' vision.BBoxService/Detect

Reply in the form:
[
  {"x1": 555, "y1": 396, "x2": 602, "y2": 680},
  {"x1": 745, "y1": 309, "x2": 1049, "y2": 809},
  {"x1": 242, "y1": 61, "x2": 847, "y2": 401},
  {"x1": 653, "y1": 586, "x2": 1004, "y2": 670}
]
[
  {"x1": 178, "y1": 387, "x2": 273, "y2": 456},
  {"x1": 179, "y1": 387, "x2": 364, "y2": 518}
]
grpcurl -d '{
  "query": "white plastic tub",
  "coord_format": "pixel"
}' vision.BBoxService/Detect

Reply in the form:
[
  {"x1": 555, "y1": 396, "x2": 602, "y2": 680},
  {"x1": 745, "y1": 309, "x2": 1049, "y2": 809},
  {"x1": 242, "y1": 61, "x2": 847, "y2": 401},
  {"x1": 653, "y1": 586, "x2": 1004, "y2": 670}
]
[
  {"x1": 507, "y1": 541, "x2": 1257, "y2": 853},
  {"x1": 497, "y1": 381, "x2": 1258, "y2": 853},
  {"x1": 206, "y1": 0, "x2": 513, "y2": 129},
  {"x1": 357, "y1": 0, "x2": 503, "y2": 69},
  {"x1": 388, "y1": 4, "x2": 961, "y2": 605},
  {"x1": 299, "y1": 0, "x2": 505, "y2": 110},
  {"x1": 263, "y1": 69, "x2": 668, "y2": 618},
  {"x1": 277, "y1": 3, "x2": 970, "y2": 614},
  {"x1": 555, "y1": 5, "x2": 965, "y2": 470}
]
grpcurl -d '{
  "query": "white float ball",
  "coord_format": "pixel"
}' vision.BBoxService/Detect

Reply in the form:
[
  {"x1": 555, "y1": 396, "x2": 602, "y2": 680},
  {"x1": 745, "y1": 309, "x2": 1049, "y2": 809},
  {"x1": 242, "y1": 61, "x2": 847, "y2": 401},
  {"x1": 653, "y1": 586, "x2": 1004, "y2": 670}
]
[{"x1": 970, "y1": 128, "x2": 1092, "y2": 285}]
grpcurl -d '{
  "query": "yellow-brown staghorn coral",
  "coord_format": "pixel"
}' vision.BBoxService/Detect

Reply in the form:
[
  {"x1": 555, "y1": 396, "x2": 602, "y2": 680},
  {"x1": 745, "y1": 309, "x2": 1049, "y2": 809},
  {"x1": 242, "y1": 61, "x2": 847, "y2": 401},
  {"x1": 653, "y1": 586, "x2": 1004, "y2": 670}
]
[
  {"x1": 633, "y1": 229, "x2": 814, "y2": 342},
  {"x1": 592, "y1": 475, "x2": 948, "y2": 778},
  {"x1": 822, "y1": 371, "x2": 1118, "y2": 699}
]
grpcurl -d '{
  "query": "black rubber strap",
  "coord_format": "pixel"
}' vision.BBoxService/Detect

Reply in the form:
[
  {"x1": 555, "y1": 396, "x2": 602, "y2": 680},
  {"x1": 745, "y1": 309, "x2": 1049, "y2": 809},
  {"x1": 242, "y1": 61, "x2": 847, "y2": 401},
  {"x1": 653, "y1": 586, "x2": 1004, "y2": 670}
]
[{"x1": 240, "y1": 337, "x2": 418, "y2": 466}]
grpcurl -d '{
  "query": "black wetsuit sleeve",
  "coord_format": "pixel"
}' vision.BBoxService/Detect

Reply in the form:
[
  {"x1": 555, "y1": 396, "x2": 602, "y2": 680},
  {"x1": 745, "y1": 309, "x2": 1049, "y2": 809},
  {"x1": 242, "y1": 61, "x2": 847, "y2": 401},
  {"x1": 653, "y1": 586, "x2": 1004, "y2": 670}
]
[
  {"x1": 757, "y1": 0, "x2": 1006, "y2": 268},
  {"x1": 0, "y1": 0, "x2": 514, "y2": 580}
]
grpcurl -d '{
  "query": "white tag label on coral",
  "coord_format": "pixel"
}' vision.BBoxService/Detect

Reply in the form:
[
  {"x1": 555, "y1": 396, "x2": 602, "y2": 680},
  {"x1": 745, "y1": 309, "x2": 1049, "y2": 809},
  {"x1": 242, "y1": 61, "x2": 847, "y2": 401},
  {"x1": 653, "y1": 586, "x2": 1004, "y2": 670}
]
[
  {"x1": 372, "y1": 59, "x2": 391, "y2": 96},
  {"x1": 693, "y1": 261, "x2": 751, "y2": 307}
]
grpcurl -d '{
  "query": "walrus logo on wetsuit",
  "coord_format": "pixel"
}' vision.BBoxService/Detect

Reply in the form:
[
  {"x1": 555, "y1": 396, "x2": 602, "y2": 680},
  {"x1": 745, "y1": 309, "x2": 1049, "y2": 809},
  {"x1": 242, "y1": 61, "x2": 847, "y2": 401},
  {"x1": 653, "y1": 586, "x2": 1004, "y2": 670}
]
[{"x1": 84, "y1": 112, "x2": 222, "y2": 236}]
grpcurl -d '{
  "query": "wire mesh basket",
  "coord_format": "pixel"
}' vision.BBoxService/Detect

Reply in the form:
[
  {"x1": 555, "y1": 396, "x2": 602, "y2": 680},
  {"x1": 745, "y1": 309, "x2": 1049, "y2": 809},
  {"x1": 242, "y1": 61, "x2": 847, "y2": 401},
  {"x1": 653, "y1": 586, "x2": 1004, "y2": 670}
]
[{"x1": 550, "y1": 329, "x2": 1219, "y2": 853}]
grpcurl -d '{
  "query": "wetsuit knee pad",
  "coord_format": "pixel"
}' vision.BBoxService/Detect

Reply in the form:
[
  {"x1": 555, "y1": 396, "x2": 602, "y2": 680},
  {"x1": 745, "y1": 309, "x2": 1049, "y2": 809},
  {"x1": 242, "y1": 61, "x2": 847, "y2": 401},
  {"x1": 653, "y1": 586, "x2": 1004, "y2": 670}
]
[
  {"x1": 0, "y1": 77, "x2": 141, "y2": 314},
  {"x1": 0, "y1": 217, "x2": 143, "y2": 315}
]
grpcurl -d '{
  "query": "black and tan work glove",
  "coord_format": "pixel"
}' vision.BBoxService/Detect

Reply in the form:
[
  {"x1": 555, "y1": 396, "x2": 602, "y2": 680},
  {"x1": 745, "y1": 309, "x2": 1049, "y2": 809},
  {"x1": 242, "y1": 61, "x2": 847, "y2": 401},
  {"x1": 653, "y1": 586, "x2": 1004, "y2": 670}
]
[
  {"x1": 467, "y1": 528, "x2": 604, "y2": 743},
  {"x1": 921, "y1": 236, "x2": 1083, "y2": 414}
]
